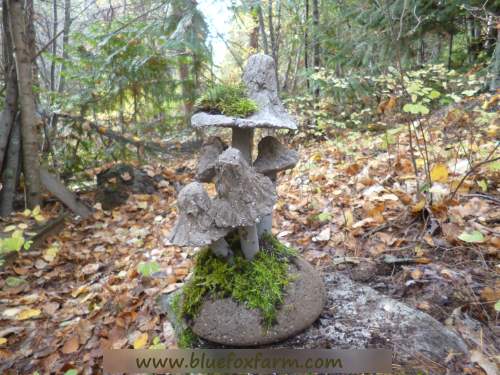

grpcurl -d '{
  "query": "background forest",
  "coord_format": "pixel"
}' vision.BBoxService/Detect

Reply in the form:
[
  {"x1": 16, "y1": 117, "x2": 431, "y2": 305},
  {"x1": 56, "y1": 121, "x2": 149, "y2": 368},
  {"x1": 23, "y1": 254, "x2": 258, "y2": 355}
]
[
  {"x1": 0, "y1": 0, "x2": 499, "y2": 374},
  {"x1": 0, "y1": 0, "x2": 498, "y2": 210}
]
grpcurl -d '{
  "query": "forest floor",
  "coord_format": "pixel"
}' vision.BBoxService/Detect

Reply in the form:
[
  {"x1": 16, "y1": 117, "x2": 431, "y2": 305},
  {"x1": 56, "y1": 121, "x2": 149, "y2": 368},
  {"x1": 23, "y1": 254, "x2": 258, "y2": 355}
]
[{"x1": 0, "y1": 94, "x2": 498, "y2": 374}]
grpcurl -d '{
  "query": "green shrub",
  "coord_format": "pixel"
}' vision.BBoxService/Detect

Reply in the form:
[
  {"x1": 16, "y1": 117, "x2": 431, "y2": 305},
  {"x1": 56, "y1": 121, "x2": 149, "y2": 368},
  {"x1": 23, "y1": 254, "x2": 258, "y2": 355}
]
[{"x1": 195, "y1": 83, "x2": 258, "y2": 117}]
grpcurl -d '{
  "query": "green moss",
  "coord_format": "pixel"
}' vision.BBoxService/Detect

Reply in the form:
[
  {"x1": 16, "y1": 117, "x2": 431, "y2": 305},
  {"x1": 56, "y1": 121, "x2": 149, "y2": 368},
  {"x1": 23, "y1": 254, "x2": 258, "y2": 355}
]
[
  {"x1": 195, "y1": 83, "x2": 258, "y2": 117},
  {"x1": 180, "y1": 234, "x2": 298, "y2": 327},
  {"x1": 178, "y1": 327, "x2": 198, "y2": 348}
]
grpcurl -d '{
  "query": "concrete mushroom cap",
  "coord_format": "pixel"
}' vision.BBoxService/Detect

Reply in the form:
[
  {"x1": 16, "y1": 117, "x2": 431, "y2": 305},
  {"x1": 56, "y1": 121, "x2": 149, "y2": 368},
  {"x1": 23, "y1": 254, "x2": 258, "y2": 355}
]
[
  {"x1": 196, "y1": 136, "x2": 227, "y2": 183},
  {"x1": 191, "y1": 54, "x2": 297, "y2": 130},
  {"x1": 253, "y1": 136, "x2": 299, "y2": 175},
  {"x1": 210, "y1": 148, "x2": 276, "y2": 228},
  {"x1": 168, "y1": 182, "x2": 229, "y2": 247}
]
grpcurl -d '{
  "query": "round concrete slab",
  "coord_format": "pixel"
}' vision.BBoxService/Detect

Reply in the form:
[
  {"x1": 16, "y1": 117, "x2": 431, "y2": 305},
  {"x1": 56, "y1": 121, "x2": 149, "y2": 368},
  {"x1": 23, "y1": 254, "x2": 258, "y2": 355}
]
[{"x1": 190, "y1": 257, "x2": 325, "y2": 346}]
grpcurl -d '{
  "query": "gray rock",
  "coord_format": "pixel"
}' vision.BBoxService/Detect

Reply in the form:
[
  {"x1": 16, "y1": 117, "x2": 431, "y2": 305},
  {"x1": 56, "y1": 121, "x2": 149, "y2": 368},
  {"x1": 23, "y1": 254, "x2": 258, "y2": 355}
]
[
  {"x1": 191, "y1": 257, "x2": 325, "y2": 346},
  {"x1": 210, "y1": 148, "x2": 276, "y2": 228},
  {"x1": 196, "y1": 136, "x2": 227, "y2": 182},
  {"x1": 160, "y1": 270, "x2": 469, "y2": 370},
  {"x1": 277, "y1": 272, "x2": 469, "y2": 366},
  {"x1": 168, "y1": 182, "x2": 229, "y2": 247},
  {"x1": 191, "y1": 54, "x2": 297, "y2": 130},
  {"x1": 253, "y1": 136, "x2": 299, "y2": 175}
]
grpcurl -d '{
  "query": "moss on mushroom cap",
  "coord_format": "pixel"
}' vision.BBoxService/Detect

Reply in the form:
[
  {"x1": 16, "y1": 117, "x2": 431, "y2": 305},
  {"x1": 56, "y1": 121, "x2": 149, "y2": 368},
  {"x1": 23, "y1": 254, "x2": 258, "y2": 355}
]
[
  {"x1": 195, "y1": 83, "x2": 258, "y2": 118},
  {"x1": 180, "y1": 234, "x2": 298, "y2": 327}
]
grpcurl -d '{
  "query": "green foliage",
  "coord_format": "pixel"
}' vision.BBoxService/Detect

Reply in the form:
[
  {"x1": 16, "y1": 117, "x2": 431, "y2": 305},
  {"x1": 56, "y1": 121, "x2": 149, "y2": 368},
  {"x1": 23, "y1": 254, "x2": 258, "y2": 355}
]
[
  {"x1": 195, "y1": 84, "x2": 258, "y2": 117},
  {"x1": 289, "y1": 63, "x2": 486, "y2": 132},
  {"x1": 180, "y1": 234, "x2": 297, "y2": 327},
  {"x1": 0, "y1": 229, "x2": 32, "y2": 267},
  {"x1": 137, "y1": 261, "x2": 161, "y2": 277}
]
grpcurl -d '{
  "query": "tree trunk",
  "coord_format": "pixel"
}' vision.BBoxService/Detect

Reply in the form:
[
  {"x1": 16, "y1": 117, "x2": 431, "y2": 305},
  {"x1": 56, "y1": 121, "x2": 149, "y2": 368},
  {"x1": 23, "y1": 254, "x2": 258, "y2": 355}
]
[
  {"x1": 257, "y1": 1, "x2": 269, "y2": 55},
  {"x1": 268, "y1": 0, "x2": 279, "y2": 88},
  {"x1": 249, "y1": 4, "x2": 259, "y2": 50},
  {"x1": 50, "y1": 0, "x2": 58, "y2": 93},
  {"x1": 312, "y1": 0, "x2": 320, "y2": 98},
  {"x1": 304, "y1": 0, "x2": 310, "y2": 90},
  {"x1": 0, "y1": 113, "x2": 21, "y2": 216},
  {"x1": 0, "y1": 0, "x2": 18, "y2": 170},
  {"x1": 8, "y1": 0, "x2": 42, "y2": 208},
  {"x1": 447, "y1": 31, "x2": 453, "y2": 70},
  {"x1": 178, "y1": 56, "x2": 194, "y2": 128},
  {"x1": 490, "y1": 27, "x2": 500, "y2": 92}
]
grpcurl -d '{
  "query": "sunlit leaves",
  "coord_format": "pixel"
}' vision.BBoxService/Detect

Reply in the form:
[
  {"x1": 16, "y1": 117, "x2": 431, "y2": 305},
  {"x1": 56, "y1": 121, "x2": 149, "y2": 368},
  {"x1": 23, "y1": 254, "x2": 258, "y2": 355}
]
[
  {"x1": 458, "y1": 230, "x2": 485, "y2": 243},
  {"x1": 137, "y1": 261, "x2": 161, "y2": 277},
  {"x1": 403, "y1": 103, "x2": 429, "y2": 115}
]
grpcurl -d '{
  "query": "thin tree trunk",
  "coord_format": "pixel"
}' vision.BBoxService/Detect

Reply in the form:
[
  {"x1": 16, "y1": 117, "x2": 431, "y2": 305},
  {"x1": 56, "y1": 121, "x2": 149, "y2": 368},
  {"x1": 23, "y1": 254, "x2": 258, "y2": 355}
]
[
  {"x1": 178, "y1": 57, "x2": 194, "y2": 128},
  {"x1": 268, "y1": 0, "x2": 279, "y2": 88},
  {"x1": 0, "y1": 113, "x2": 21, "y2": 216},
  {"x1": 58, "y1": 0, "x2": 71, "y2": 94},
  {"x1": 50, "y1": 0, "x2": 58, "y2": 93},
  {"x1": 8, "y1": 0, "x2": 42, "y2": 208},
  {"x1": 48, "y1": 0, "x2": 71, "y2": 154},
  {"x1": 0, "y1": 0, "x2": 18, "y2": 170},
  {"x1": 250, "y1": 4, "x2": 259, "y2": 50},
  {"x1": 312, "y1": 0, "x2": 320, "y2": 98},
  {"x1": 448, "y1": 32, "x2": 453, "y2": 70},
  {"x1": 304, "y1": 0, "x2": 310, "y2": 90},
  {"x1": 257, "y1": 1, "x2": 268, "y2": 55},
  {"x1": 490, "y1": 27, "x2": 500, "y2": 92}
]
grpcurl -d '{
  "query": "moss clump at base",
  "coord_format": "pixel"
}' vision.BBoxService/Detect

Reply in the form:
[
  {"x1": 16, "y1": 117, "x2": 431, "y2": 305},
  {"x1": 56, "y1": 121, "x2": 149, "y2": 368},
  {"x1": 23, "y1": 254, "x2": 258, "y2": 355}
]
[
  {"x1": 169, "y1": 292, "x2": 199, "y2": 348},
  {"x1": 195, "y1": 83, "x2": 258, "y2": 117},
  {"x1": 181, "y1": 234, "x2": 298, "y2": 328}
]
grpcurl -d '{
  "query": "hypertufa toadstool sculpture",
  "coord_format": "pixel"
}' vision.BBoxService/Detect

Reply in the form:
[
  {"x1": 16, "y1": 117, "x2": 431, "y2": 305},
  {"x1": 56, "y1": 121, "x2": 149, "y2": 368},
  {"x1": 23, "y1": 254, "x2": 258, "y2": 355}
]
[
  {"x1": 253, "y1": 136, "x2": 299, "y2": 236},
  {"x1": 167, "y1": 181, "x2": 232, "y2": 259},
  {"x1": 210, "y1": 148, "x2": 276, "y2": 259},
  {"x1": 195, "y1": 136, "x2": 227, "y2": 183},
  {"x1": 169, "y1": 148, "x2": 275, "y2": 260},
  {"x1": 191, "y1": 53, "x2": 297, "y2": 258}
]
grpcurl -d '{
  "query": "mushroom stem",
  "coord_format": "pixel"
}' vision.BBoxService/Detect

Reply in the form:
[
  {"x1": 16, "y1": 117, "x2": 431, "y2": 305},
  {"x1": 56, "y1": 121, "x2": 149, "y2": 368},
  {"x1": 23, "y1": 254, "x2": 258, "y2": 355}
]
[
  {"x1": 257, "y1": 172, "x2": 277, "y2": 237},
  {"x1": 231, "y1": 127, "x2": 260, "y2": 260},
  {"x1": 210, "y1": 238, "x2": 233, "y2": 259},
  {"x1": 239, "y1": 225, "x2": 259, "y2": 260},
  {"x1": 231, "y1": 128, "x2": 254, "y2": 163}
]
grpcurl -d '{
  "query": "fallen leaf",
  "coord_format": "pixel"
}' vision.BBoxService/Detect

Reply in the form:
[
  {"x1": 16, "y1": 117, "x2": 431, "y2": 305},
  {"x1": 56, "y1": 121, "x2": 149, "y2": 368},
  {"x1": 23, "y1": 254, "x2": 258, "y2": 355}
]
[
  {"x1": 312, "y1": 227, "x2": 330, "y2": 242},
  {"x1": 430, "y1": 163, "x2": 449, "y2": 183},
  {"x1": 16, "y1": 308, "x2": 41, "y2": 320},
  {"x1": 458, "y1": 230, "x2": 485, "y2": 243},
  {"x1": 0, "y1": 338, "x2": 6, "y2": 345},
  {"x1": 470, "y1": 350, "x2": 497, "y2": 375},
  {"x1": 133, "y1": 333, "x2": 148, "y2": 349},
  {"x1": 62, "y1": 335, "x2": 80, "y2": 354}
]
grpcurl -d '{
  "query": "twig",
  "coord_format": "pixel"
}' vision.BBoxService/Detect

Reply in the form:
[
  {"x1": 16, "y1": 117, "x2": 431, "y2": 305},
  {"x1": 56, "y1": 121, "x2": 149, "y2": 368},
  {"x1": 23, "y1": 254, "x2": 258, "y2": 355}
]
[
  {"x1": 463, "y1": 193, "x2": 500, "y2": 205},
  {"x1": 450, "y1": 143, "x2": 500, "y2": 200}
]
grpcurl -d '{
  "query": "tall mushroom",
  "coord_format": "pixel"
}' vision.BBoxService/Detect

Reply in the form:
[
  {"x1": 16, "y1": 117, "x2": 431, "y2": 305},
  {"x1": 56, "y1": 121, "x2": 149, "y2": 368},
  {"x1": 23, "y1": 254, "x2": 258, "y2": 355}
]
[
  {"x1": 211, "y1": 148, "x2": 276, "y2": 259},
  {"x1": 168, "y1": 182, "x2": 232, "y2": 259},
  {"x1": 253, "y1": 136, "x2": 299, "y2": 236},
  {"x1": 191, "y1": 54, "x2": 297, "y2": 258},
  {"x1": 195, "y1": 136, "x2": 227, "y2": 183}
]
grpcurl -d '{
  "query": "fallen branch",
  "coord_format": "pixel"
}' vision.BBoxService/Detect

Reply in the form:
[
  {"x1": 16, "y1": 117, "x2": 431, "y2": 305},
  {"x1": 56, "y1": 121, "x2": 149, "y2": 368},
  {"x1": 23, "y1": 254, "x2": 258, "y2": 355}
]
[
  {"x1": 40, "y1": 168, "x2": 93, "y2": 219},
  {"x1": 54, "y1": 113, "x2": 201, "y2": 156}
]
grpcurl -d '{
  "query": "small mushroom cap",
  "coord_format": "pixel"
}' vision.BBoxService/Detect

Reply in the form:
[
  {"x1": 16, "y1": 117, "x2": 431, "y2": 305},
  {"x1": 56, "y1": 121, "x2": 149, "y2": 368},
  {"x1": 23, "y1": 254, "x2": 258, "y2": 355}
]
[
  {"x1": 210, "y1": 148, "x2": 276, "y2": 228},
  {"x1": 196, "y1": 136, "x2": 227, "y2": 182},
  {"x1": 168, "y1": 182, "x2": 229, "y2": 247},
  {"x1": 191, "y1": 54, "x2": 297, "y2": 130},
  {"x1": 253, "y1": 136, "x2": 299, "y2": 175}
]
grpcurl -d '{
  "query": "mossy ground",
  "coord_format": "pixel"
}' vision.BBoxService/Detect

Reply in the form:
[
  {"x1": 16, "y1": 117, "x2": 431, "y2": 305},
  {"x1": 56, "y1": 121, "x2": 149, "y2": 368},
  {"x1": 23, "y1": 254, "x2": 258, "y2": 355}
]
[
  {"x1": 195, "y1": 83, "x2": 258, "y2": 117},
  {"x1": 179, "y1": 234, "x2": 298, "y2": 328}
]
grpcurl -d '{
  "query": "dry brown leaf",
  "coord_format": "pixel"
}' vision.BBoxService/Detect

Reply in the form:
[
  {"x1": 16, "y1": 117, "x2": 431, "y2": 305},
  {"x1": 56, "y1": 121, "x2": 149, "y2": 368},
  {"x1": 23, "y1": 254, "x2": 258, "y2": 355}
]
[{"x1": 62, "y1": 335, "x2": 80, "y2": 354}]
